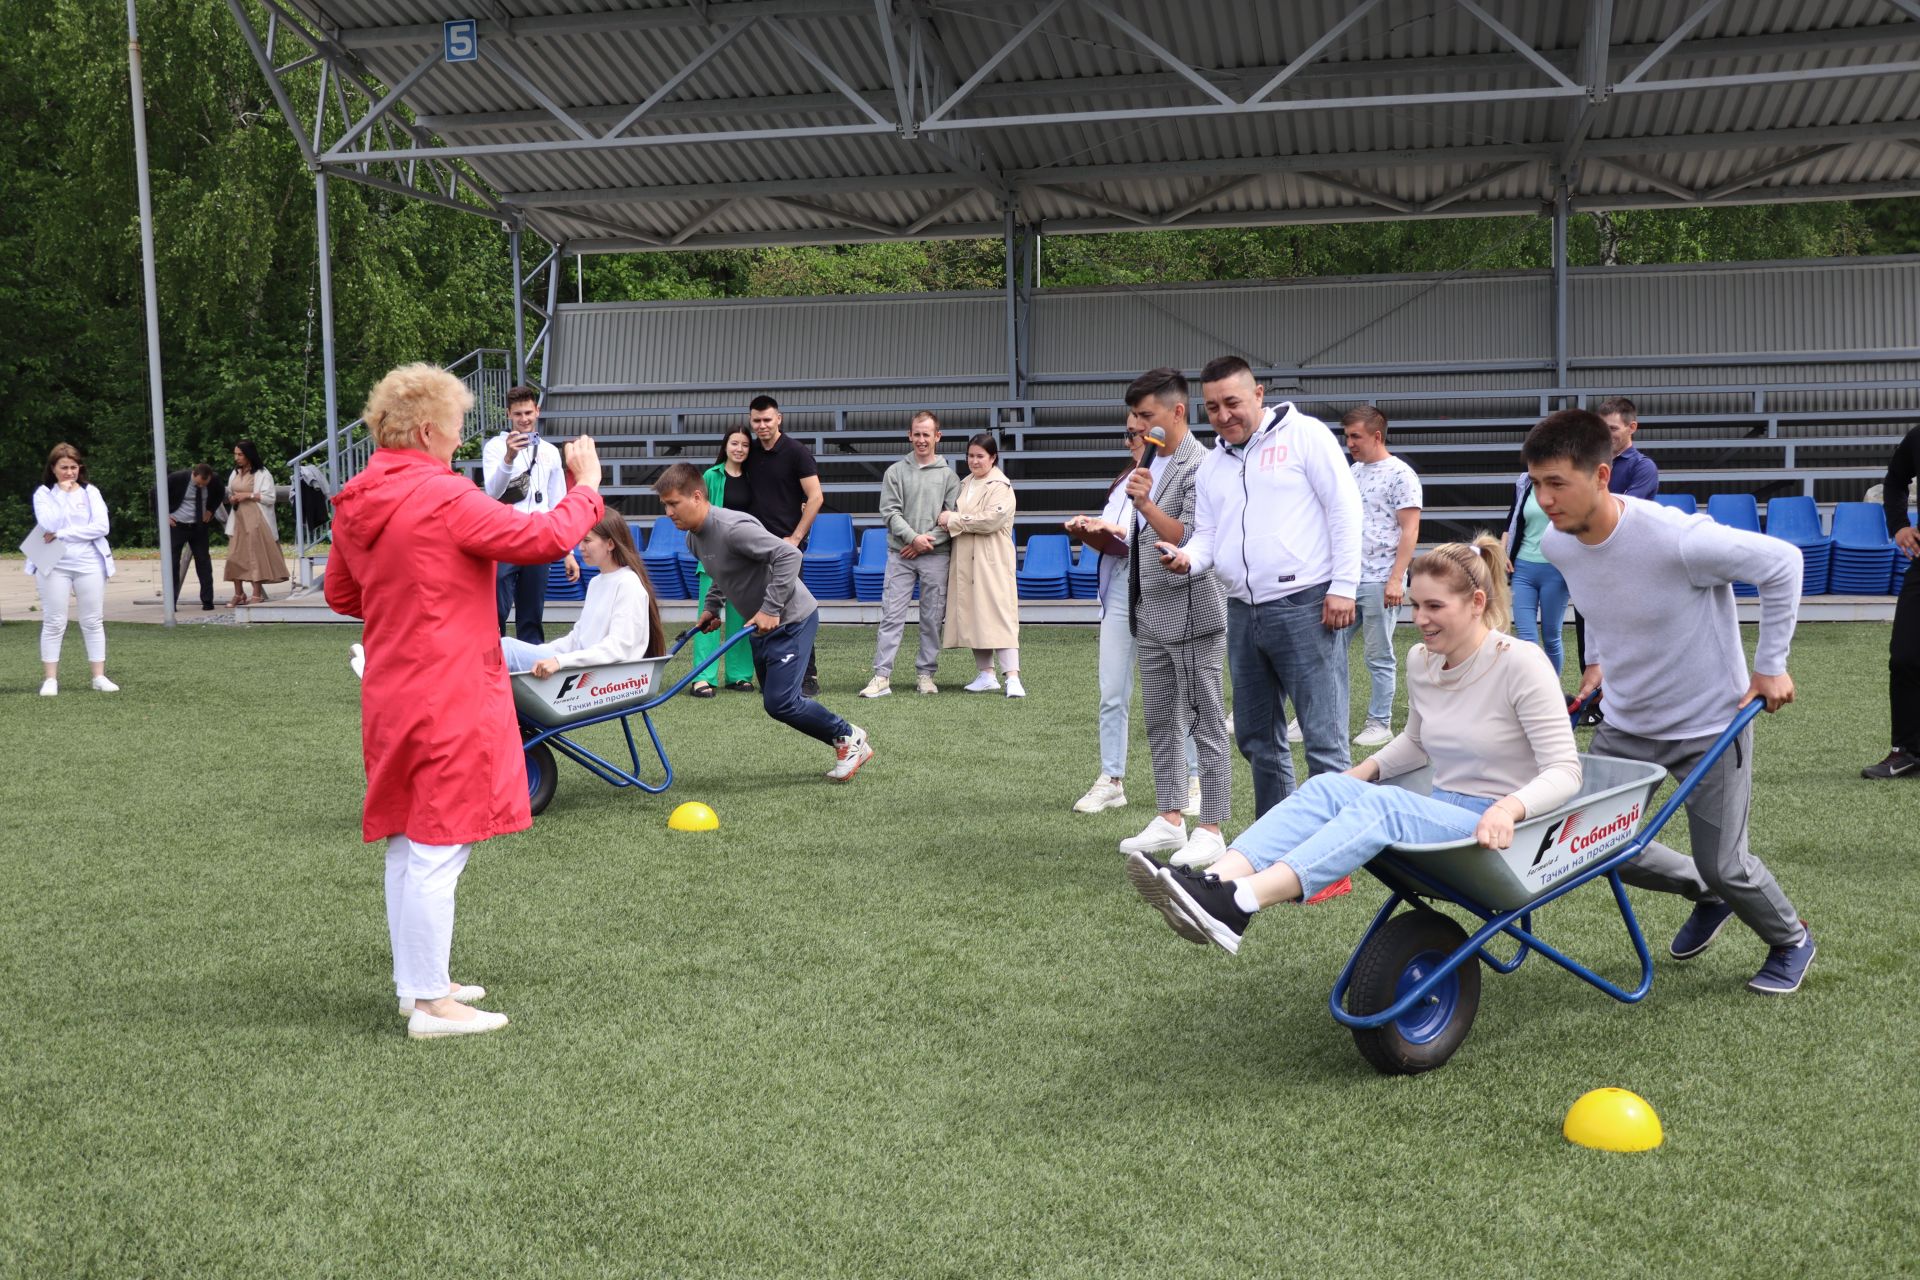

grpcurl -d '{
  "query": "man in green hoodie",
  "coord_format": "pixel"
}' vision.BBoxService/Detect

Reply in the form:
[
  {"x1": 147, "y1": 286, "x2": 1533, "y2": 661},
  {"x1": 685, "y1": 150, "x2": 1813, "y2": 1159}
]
[{"x1": 861, "y1": 411, "x2": 960, "y2": 698}]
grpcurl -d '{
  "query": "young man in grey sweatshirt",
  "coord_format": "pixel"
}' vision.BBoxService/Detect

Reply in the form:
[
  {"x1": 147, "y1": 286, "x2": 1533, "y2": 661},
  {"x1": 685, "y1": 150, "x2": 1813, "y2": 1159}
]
[
  {"x1": 655, "y1": 463, "x2": 873, "y2": 782},
  {"x1": 1525, "y1": 410, "x2": 1814, "y2": 995},
  {"x1": 861, "y1": 411, "x2": 960, "y2": 698}
]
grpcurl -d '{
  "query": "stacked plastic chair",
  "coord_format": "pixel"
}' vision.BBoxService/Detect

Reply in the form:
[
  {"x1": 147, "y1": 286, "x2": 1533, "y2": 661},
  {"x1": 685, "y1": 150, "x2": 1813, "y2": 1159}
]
[
  {"x1": 1067, "y1": 542, "x2": 1102, "y2": 600},
  {"x1": 801, "y1": 512, "x2": 855, "y2": 600},
  {"x1": 1705, "y1": 494, "x2": 1761, "y2": 597},
  {"x1": 1896, "y1": 510, "x2": 1917, "y2": 595},
  {"x1": 1016, "y1": 533, "x2": 1072, "y2": 600},
  {"x1": 1763, "y1": 497, "x2": 1833, "y2": 596},
  {"x1": 544, "y1": 552, "x2": 588, "y2": 602},
  {"x1": 642, "y1": 520, "x2": 692, "y2": 600},
  {"x1": 1653, "y1": 493, "x2": 1698, "y2": 515},
  {"x1": 852, "y1": 528, "x2": 889, "y2": 602},
  {"x1": 1830, "y1": 501, "x2": 1898, "y2": 594}
]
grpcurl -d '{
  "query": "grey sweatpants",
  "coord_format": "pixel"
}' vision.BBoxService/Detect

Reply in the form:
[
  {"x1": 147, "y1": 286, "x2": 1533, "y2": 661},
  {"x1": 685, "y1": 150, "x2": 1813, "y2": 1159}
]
[
  {"x1": 1139, "y1": 630, "x2": 1232, "y2": 824},
  {"x1": 872, "y1": 550, "x2": 948, "y2": 678},
  {"x1": 1595, "y1": 720, "x2": 1802, "y2": 947}
]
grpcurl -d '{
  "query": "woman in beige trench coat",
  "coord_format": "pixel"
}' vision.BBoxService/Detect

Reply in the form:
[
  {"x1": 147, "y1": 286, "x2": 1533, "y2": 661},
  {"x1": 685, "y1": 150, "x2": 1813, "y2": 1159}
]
[{"x1": 938, "y1": 432, "x2": 1023, "y2": 697}]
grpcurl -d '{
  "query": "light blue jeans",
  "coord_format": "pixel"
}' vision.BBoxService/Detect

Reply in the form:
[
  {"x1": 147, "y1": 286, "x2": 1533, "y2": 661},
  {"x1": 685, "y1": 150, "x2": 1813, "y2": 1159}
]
[
  {"x1": 1510, "y1": 557, "x2": 1570, "y2": 677},
  {"x1": 1346, "y1": 580, "x2": 1397, "y2": 724},
  {"x1": 1227, "y1": 586, "x2": 1352, "y2": 818},
  {"x1": 1098, "y1": 584, "x2": 1196, "y2": 780},
  {"x1": 1231, "y1": 772, "x2": 1494, "y2": 901},
  {"x1": 500, "y1": 635, "x2": 559, "y2": 673}
]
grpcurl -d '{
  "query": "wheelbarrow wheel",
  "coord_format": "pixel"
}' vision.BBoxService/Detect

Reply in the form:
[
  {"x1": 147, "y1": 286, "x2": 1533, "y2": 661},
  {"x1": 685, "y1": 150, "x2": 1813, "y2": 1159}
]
[
  {"x1": 524, "y1": 737, "x2": 557, "y2": 816},
  {"x1": 1347, "y1": 910, "x2": 1480, "y2": 1076}
]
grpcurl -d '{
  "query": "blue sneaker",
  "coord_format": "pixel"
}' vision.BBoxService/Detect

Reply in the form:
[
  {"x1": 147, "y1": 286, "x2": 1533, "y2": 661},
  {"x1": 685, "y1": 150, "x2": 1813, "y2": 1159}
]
[
  {"x1": 1747, "y1": 924, "x2": 1816, "y2": 995},
  {"x1": 1670, "y1": 899, "x2": 1737, "y2": 959}
]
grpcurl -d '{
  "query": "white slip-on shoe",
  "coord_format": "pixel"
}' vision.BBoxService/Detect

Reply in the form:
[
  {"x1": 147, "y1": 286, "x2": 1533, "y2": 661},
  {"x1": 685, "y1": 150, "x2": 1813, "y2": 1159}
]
[
  {"x1": 1118, "y1": 815, "x2": 1188, "y2": 856},
  {"x1": 1286, "y1": 717, "x2": 1303, "y2": 743},
  {"x1": 349, "y1": 643, "x2": 366, "y2": 680},
  {"x1": 963, "y1": 671, "x2": 1000, "y2": 693},
  {"x1": 858, "y1": 675, "x2": 891, "y2": 698},
  {"x1": 39, "y1": 678, "x2": 57, "y2": 697},
  {"x1": 1125, "y1": 850, "x2": 1208, "y2": 945},
  {"x1": 399, "y1": 984, "x2": 488, "y2": 1017},
  {"x1": 1170, "y1": 827, "x2": 1226, "y2": 870},
  {"x1": 826, "y1": 725, "x2": 874, "y2": 782},
  {"x1": 91, "y1": 675, "x2": 120, "y2": 693},
  {"x1": 1354, "y1": 719, "x2": 1392, "y2": 747},
  {"x1": 916, "y1": 674, "x2": 939, "y2": 695},
  {"x1": 1073, "y1": 777, "x2": 1126, "y2": 814},
  {"x1": 1005, "y1": 674, "x2": 1026, "y2": 698},
  {"x1": 407, "y1": 1007, "x2": 509, "y2": 1040},
  {"x1": 1182, "y1": 775, "x2": 1202, "y2": 817}
]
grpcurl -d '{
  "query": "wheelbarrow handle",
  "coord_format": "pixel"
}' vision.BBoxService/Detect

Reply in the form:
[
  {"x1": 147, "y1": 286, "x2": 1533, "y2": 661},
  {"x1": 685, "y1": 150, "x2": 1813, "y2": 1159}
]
[{"x1": 1632, "y1": 699, "x2": 1767, "y2": 849}]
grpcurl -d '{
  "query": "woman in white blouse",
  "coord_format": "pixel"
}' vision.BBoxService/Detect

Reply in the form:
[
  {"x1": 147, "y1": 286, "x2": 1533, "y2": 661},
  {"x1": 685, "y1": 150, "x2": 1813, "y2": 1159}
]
[
  {"x1": 224, "y1": 438, "x2": 289, "y2": 606},
  {"x1": 30, "y1": 443, "x2": 117, "y2": 695}
]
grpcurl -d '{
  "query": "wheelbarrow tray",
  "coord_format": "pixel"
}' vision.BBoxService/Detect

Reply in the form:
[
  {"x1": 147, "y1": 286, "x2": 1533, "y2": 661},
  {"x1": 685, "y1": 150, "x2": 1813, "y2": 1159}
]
[{"x1": 512, "y1": 656, "x2": 674, "y2": 728}]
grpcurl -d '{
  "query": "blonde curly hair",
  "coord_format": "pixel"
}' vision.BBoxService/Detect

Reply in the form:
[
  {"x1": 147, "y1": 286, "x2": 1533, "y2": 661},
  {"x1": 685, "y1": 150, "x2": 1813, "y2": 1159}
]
[{"x1": 364, "y1": 363, "x2": 474, "y2": 450}]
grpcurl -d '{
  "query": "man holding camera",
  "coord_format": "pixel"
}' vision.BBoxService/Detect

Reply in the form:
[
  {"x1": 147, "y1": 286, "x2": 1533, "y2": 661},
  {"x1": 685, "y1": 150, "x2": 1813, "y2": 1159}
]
[{"x1": 482, "y1": 385, "x2": 578, "y2": 642}]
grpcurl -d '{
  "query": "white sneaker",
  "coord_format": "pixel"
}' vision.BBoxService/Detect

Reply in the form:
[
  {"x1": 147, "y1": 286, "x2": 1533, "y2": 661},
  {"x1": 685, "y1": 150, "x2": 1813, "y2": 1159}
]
[
  {"x1": 349, "y1": 642, "x2": 366, "y2": 680},
  {"x1": 399, "y1": 983, "x2": 488, "y2": 1017},
  {"x1": 1170, "y1": 827, "x2": 1226, "y2": 869},
  {"x1": 1224, "y1": 712, "x2": 1234, "y2": 736},
  {"x1": 1073, "y1": 777, "x2": 1127, "y2": 814},
  {"x1": 1005, "y1": 674, "x2": 1026, "y2": 698},
  {"x1": 1354, "y1": 719, "x2": 1393, "y2": 747},
  {"x1": 39, "y1": 678, "x2": 57, "y2": 697},
  {"x1": 858, "y1": 675, "x2": 891, "y2": 699},
  {"x1": 1119, "y1": 815, "x2": 1188, "y2": 855},
  {"x1": 963, "y1": 671, "x2": 1000, "y2": 693},
  {"x1": 407, "y1": 1006, "x2": 509, "y2": 1040},
  {"x1": 917, "y1": 674, "x2": 938, "y2": 695},
  {"x1": 91, "y1": 675, "x2": 119, "y2": 693},
  {"x1": 826, "y1": 725, "x2": 874, "y2": 782},
  {"x1": 1182, "y1": 775, "x2": 1202, "y2": 817},
  {"x1": 1287, "y1": 717, "x2": 1303, "y2": 743}
]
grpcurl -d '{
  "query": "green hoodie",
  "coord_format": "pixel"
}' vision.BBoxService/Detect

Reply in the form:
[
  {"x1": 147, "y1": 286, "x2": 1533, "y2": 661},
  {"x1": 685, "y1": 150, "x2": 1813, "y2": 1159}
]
[{"x1": 879, "y1": 455, "x2": 960, "y2": 554}]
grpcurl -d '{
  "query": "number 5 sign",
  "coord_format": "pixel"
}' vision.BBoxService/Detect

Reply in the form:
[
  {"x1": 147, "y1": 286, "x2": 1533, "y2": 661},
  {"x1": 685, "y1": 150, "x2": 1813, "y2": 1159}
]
[{"x1": 444, "y1": 18, "x2": 478, "y2": 62}]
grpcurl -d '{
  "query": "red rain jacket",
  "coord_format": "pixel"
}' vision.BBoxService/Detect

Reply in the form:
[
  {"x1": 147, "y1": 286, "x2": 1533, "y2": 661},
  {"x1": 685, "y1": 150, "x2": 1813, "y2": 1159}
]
[{"x1": 326, "y1": 447, "x2": 604, "y2": 844}]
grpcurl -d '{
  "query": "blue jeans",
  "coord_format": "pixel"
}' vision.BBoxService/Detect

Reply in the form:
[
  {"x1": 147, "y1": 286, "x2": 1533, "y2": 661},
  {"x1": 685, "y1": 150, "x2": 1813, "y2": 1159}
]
[
  {"x1": 1510, "y1": 557, "x2": 1569, "y2": 677},
  {"x1": 750, "y1": 610, "x2": 849, "y2": 745},
  {"x1": 1346, "y1": 580, "x2": 1397, "y2": 724},
  {"x1": 499, "y1": 636, "x2": 558, "y2": 673},
  {"x1": 1227, "y1": 587, "x2": 1352, "y2": 818},
  {"x1": 497, "y1": 561, "x2": 550, "y2": 643},
  {"x1": 1232, "y1": 773, "x2": 1494, "y2": 901},
  {"x1": 1098, "y1": 585, "x2": 1197, "y2": 780}
]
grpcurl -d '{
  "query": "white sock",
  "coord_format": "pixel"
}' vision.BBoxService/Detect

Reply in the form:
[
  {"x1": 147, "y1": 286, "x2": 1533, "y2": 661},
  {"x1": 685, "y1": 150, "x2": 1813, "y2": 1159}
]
[{"x1": 1232, "y1": 882, "x2": 1261, "y2": 914}]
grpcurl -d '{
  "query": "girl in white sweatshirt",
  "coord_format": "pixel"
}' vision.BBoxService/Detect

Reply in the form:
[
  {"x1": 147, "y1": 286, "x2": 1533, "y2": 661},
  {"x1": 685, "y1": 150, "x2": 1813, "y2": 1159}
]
[{"x1": 1129, "y1": 534, "x2": 1582, "y2": 955}]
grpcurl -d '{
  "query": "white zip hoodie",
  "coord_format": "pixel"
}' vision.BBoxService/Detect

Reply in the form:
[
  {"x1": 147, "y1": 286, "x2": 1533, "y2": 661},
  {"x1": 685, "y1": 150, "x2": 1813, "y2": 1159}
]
[{"x1": 1183, "y1": 402, "x2": 1362, "y2": 604}]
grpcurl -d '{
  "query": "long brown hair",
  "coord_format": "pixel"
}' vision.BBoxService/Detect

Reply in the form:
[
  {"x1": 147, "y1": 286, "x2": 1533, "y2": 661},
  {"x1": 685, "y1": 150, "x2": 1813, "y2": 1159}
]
[
  {"x1": 590, "y1": 513, "x2": 665, "y2": 657},
  {"x1": 43, "y1": 443, "x2": 87, "y2": 488},
  {"x1": 1409, "y1": 534, "x2": 1513, "y2": 634}
]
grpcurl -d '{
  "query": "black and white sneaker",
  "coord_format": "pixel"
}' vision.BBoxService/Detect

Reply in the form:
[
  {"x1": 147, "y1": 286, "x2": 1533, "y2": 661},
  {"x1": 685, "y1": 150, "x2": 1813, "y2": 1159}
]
[
  {"x1": 1124, "y1": 851, "x2": 1207, "y2": 945},
  {"x1": 1860, "y1": 749, "x2": 1919, "y2": 780},
  {"x1": 1158, "y1": 866, "x2": 1252, "y2": 956}
]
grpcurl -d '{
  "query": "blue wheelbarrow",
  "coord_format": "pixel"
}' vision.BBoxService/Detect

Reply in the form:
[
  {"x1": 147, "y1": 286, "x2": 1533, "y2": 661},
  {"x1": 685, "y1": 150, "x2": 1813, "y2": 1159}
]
[
  {"x1": 512, "y1": 624, "x2": 756, "y2": 816},
  {"x1": 1329, "y1": 697, "x2": 1765, "y2": 1074}
]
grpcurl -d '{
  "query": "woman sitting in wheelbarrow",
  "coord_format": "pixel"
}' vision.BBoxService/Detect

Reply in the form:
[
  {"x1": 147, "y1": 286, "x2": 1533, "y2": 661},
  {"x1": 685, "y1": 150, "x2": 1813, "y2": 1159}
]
[{"x1": 1129, "y1": 535, "x2": 1581, "y2": 955}]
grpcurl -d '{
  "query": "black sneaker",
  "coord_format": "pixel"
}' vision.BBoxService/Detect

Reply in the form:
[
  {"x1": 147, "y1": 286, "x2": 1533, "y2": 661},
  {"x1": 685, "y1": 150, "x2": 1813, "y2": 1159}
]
[
  {"x1": 1747, "y1": 923, "x2": 1816, "y2": 995},
  {"x1": 1158, "y1": 866, "x2": 1252, "y2": 955},
  {"x1": 1124, "y1": 851, "x2": 1207, "y2": 946},
  {"x1": 1669, "y1": 899, "x2": 1736, "y2": 959},
  {"x1": 1861, "y1": 749, "x2": 1920, "y2": 780},
  {"x1": 801, "y1": 676, "x2": 821, "y2": 698}
]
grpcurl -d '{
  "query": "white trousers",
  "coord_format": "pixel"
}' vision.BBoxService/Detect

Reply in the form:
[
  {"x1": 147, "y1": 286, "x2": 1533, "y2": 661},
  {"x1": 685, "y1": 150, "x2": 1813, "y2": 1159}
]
[
  {"x1": 38, "y1": 567, "x2": 106, "y2": 663},
  {"x1": 384, "y1": 834, "x2": 472, "y2": 1000}
]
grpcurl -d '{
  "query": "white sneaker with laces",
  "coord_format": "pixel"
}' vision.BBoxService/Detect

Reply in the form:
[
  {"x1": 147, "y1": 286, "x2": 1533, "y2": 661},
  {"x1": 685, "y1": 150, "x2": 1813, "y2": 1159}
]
[
  {"x1": 349, "y1": 642, "x2": 366, "y2": 680},
  {"x1": 963, "y1": 671, "x2": 1000, "y2": 693},
  {"x1": 1073, "y1": 777, "x2": 1127, "y2": 813},
  {"x1": 916, "y1": 673, "x2": 939, "y2": 695},
  {"x1": 1005, "y1": 674, "x2": 1026, "y2": 698},
  {"x1": 826, "y1": 725, "x2": 874, "y2": 781},
  {"x1": 39, "y1": 678, "x2": 57, "y2": 697},
  {"x1": 858, "y1": 675, "x2": 891, "y2": 698},
  {"x1": 1354, "y1": 719, "x2": 1392, "y2": 747},
  {"x1": 1286, "y1": 717, "x2": 1303, "y2": 743},
  {"x1": 1170, "y1": 827, "x2": 1226, "y2": 869},
  {"x1": 1118, "y1": 815, "x2": 1188, "y2": 855},
  {"x1": 91, "y1": 675, "x2": 119, "y2": 693},
  {"x1": 1182, "y1": 775, "x2": 1202, "y2": 817}
]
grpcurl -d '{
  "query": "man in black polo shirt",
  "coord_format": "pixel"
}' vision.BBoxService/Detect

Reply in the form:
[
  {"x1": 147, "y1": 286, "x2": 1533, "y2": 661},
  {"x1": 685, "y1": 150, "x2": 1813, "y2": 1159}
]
[{"x1": 744, "y1": 395, "x2": 826, "y2": 694}]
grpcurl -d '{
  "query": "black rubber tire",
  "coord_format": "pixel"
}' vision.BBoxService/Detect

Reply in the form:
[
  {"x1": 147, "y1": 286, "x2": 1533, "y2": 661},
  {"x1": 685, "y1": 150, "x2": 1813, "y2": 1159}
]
[
  {"x1": 524, "y1": 738, "x2": 557, "y2": 817},
  {"x1": 1347, "y1": 910, "x2": 1481, "y2": 1076}
]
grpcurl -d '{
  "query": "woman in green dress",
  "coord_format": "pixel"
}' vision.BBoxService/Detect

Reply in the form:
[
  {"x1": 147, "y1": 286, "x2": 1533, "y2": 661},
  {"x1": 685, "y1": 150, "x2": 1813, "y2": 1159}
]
[{"x1": 689, "y1": 425, "x2": 756, "y2": 697}]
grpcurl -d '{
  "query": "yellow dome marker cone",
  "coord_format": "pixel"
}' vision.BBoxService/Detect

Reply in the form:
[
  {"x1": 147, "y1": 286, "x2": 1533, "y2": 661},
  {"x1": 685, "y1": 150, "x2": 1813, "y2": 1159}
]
[
  {"x1": 1564, "y1": 1088, "x2": 1663, "y2": 1152},
  {"x1": 668, "y1": 801, "x2": 719, "y2": 832}
]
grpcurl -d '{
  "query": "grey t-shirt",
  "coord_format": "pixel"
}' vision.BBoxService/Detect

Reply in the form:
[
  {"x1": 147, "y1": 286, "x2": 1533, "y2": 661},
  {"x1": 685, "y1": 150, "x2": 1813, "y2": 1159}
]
[
  {"x1": 1543, "y1": 496, "x2": 1800, "y2": 740},
  {"x1": 688, "y1": 505, "x2": 818, "y2": 625}
]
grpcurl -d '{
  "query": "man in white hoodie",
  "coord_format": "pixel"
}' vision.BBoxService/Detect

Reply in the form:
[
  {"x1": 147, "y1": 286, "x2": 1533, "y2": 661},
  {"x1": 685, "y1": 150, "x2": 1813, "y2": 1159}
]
[{"x1": 1163, "y1": 356, "x2": 1362, "y2": 819}]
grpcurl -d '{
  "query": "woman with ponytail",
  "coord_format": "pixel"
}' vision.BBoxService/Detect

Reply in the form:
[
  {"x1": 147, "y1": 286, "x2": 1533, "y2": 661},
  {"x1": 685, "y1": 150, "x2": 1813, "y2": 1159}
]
[{"x1": 1127, "y1": 533, "x2": 1582, "y2": 955}]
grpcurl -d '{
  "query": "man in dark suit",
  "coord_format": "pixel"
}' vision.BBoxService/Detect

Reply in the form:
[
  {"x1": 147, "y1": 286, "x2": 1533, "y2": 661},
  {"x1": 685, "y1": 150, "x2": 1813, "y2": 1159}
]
[{"x1": 166, "y1": 464, "x2": 224, "y2": 611}]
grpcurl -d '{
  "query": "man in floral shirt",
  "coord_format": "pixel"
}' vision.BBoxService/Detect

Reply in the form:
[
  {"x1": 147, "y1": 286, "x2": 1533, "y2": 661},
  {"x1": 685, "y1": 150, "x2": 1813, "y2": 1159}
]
[{"x1": 1342, "y1": 405, "x2": 1422, "y2": 746}]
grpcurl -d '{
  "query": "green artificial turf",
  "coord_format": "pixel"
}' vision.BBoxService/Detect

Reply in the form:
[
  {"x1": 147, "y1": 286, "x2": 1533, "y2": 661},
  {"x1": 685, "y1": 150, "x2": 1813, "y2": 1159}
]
[{"x1": 2, "y1": 620, "x2": 1914, "y2": 1278}]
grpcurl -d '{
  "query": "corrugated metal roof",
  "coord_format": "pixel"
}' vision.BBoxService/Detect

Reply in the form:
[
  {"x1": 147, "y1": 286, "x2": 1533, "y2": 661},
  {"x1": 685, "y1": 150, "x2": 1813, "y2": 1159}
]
[{"x1": 260, "y1": 1, "x2": 1920, "y2": 250}]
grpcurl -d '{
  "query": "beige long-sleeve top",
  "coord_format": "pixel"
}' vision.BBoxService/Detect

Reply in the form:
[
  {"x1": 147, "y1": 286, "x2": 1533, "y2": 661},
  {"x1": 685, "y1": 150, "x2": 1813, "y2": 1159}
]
[{"x1": 1368, "y1": 629, "x2": 1582, "y2": 819}]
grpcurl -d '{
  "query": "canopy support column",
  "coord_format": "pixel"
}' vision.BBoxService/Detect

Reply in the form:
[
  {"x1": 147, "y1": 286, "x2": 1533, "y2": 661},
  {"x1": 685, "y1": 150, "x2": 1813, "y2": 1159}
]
[
  {"x1": 315, "y1": 171, "x2": 341, "y2": 492},
  {"x1": 1551, "y1": 181, "x2": 1571, "y2": 399},
  {"x1": 510, "y1": 224, "x2": 527, "y2": 385},
  {"x1": 127, "y1": 0, "x2": 175, "y2": 627}
]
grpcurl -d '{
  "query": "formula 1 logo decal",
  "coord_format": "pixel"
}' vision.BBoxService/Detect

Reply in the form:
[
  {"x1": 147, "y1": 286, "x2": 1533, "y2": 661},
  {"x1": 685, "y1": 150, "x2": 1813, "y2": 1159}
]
[{"x1": 1525, "y1": 801, "x2": 1642, "y2": 887}]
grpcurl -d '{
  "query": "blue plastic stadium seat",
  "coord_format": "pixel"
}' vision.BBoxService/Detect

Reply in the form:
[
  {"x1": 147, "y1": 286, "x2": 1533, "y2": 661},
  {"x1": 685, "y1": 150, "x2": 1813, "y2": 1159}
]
[
  {"x1": 852, "y1": 527, "x2": 889, "y2": 603},
  {"x1": 1706, "y1": 495, "x2": 1761, "y2": 596},
  {"x1": 800, "y1": 512, "x2": 856, "y2": 599},
  {"x1": 1764, "y1": 497, "x2": 1833, "y2": 596},
  {"x1": 1829, "y1": 501, "x2": 1898, "y2": 595},
  {"x1": 1016, "y1": 533, "x2": 1071, "y2": 600},
  {"x1": 544, "y1": 553, "x2": 587, "y2": 602},
  {"x1": 1653, "y1": 493, "x2": 1697, "y2": 515},
  {"x1": 1067, "y1": 540, "x2": 1102, "y2": 600},
  {"x1": 640, "y1": 519, "x2": 691, "y2": 600}
]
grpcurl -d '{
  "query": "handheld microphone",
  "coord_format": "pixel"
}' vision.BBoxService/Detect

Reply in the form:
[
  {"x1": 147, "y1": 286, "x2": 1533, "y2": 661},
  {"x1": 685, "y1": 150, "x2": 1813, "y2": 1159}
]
[{"x1": 1143, "y1": 424, "x2": 1170, "y2": 451}]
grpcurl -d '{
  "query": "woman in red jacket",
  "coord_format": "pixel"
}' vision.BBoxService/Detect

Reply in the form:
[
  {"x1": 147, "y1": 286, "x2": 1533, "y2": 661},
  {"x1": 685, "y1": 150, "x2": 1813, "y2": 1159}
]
[{"x1": 326, "y1": 364, "x2": 604, "y2": 1040}]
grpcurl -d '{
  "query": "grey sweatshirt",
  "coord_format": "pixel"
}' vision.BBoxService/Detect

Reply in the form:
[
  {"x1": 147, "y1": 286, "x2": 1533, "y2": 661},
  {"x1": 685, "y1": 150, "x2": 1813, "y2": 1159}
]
[
  {"x1": 879, "y1": 456, "x2": 960, "y2": 553},
  {"x1": 1543, "y1": 496, "x2": 1800, "y2": 740},
  {"x1": 689, "y1": 506, "x2": 818, "y2": 624}
]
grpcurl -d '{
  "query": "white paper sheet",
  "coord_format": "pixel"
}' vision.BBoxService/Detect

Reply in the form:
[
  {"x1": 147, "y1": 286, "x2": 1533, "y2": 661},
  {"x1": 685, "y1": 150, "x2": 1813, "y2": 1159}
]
[{"x1": 19, "y1": 526, "x2": 64, "y2": 575}]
